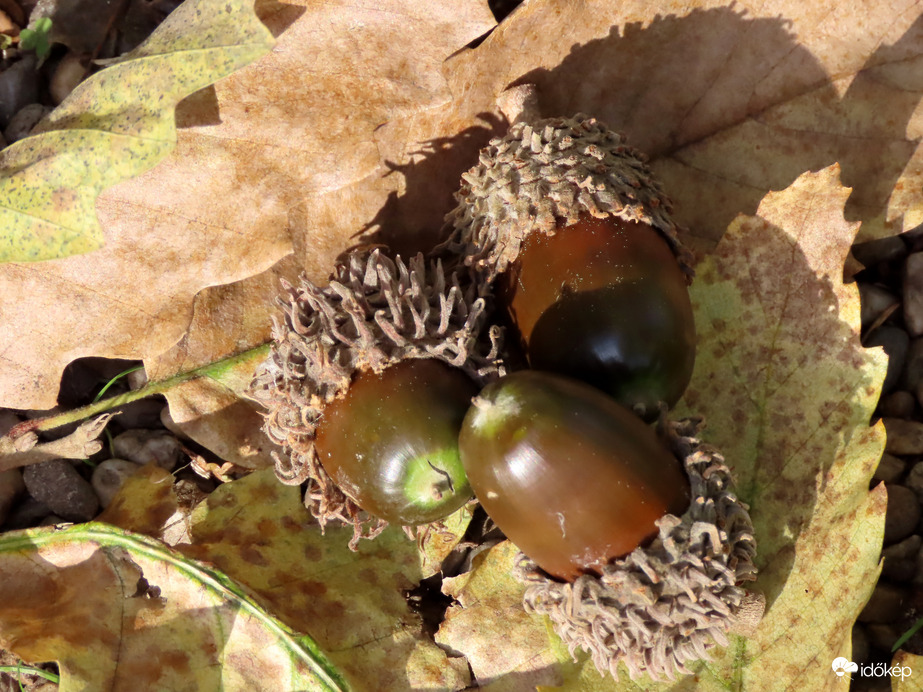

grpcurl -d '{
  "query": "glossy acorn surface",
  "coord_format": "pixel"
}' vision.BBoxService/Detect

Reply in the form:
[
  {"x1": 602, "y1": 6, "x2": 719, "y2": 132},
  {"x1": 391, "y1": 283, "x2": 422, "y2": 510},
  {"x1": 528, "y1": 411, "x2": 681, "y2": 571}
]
[
  {"x1": 458, "y1": 371, "x2": 690, "y2": 581},
  {"x1": 314, "y1": 358, "x2": 477, "y2": 525},
  {"x1": 499, "y1": 213, "x2": 696, "y2": 417}
]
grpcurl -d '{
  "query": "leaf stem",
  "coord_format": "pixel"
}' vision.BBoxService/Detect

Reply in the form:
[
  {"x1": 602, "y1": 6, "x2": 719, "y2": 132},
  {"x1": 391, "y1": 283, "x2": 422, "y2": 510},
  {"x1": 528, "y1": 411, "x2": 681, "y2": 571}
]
[{"x1": 13, "y1": 343, "x2": 270, "y2": 436}]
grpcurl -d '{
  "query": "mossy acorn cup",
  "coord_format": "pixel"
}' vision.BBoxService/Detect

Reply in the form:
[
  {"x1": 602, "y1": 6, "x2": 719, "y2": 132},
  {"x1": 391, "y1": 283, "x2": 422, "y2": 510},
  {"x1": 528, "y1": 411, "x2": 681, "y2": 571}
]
[
  {"x1": 458, "y1": 371, "x2": 760, "y2": 682},
  {"x1": 443, "y1": 115, "x2": 696, "y2": 420},
  {"x1": 250, "y1": 247, "x2": 504, "y2": 546}
]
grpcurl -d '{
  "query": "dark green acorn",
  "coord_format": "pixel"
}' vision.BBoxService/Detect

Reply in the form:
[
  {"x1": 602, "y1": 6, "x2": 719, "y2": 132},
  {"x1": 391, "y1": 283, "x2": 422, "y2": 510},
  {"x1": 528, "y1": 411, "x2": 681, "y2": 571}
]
[
  {"x1": 499, "y1": 213, "x2": 696, "y2": 419},
  {"x1": 458, "y1": 370, "x2": 690, "y2": 581},
  {"x1": 314, "y1": 358, "x2": 477, "y2": 525}
]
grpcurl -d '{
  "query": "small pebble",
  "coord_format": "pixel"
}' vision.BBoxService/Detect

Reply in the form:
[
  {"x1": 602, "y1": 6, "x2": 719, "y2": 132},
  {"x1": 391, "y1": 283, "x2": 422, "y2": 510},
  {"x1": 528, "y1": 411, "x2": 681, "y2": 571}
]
[
  {"x1": 884, "y1": 484, "x2": 920, "y2": 544},
  {"x1": 0, "y1": 469, "x2": 24, "y2": 526},
  {"x1": 3, "y1": 103, "x2": 49, "y2": 143},
  {"x1": 867, "y1": 327, "x2": 909, "y2": 393},
  {"x1": 902, "y1": 338, "x2": 923, "y2": 392},
  {"x1": 880, "y1": 390, "x2": 916, "y2": 419},
  {"x1": 2, "y1": 496, "x2": 52, "y2": 530},
  {"x1": 114, "y1": 399, "x2": 168, "y2": 429},
  {"x1": 882, "y1": 535, "x2": 921, "y2": 582},
  {"x1": 0, "y1": 54, "x2": 38, "y2": 127},
  {"x1": 860, "y1": 284, "x2": 900, "y2": 329},
  {"x1": 865, "y1": 623, "x2": 901, "y2": 651},
  {"x1": 112, "y1": 429, "x2": 182, "y2": 470},
  {"x1": 858, "y1": 581, "x2": 908, "y2": 623},
  {"x1": 49, "y1": 52, "x2": 86, "y2": 105},
  {"x1": 22, "y1": 459, "x2": 99, "y2": 522},
  {"x1": 904, "y1": 253, "x2": 923, "y2": 336},
  {"x1": 854, "y1": 236, "x2": 909, "y2": 268},
  {"x1": 905, "y1": 462, "x2": 923, "y2": 502},
  {"x1": 883, "y1": 418, "x2": 923, "y2": 455},
  {"x1": 91, "y1": 459, "x2": 142, "y2": 508},
  {"x1": 874, "y1": 453, "x2": 906, "y2": 484}
]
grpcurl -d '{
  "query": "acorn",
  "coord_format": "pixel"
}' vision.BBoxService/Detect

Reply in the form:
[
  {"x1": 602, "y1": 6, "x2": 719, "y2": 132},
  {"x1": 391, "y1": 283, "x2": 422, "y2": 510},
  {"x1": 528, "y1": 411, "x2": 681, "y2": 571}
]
[
  {"x1": 250, "y1": 247, "x2": 503, "y2": 546},
  {"x1": 458, "y1": 371, "x2": 759, "y2": 681},
  {"x1": 442, "y1": 115, "x2": 696, "y2": 418}
]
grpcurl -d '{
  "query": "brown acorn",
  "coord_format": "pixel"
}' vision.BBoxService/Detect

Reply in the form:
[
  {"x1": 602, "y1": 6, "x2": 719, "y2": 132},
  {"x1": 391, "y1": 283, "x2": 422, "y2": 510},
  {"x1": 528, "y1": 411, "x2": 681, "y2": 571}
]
[
  {"x1": 441, "y1": 115, "x2": 696, "y2": 419},
  {"x1": 250, "y1": 247, "x2": 503, "y2": 546}
]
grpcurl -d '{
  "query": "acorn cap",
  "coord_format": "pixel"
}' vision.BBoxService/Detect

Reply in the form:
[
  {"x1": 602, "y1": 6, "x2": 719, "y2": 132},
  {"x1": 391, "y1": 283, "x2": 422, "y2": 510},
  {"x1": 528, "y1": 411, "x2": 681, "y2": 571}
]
[
  {"x1": 513, "y1": 417, "x2": 759, "y2": 682},
  {"x1": 441, "y1": 114, "x2": 693, "y2": 281},
  {"x1": 249, "y1": 247, "x2": 503, "y2": 546}
]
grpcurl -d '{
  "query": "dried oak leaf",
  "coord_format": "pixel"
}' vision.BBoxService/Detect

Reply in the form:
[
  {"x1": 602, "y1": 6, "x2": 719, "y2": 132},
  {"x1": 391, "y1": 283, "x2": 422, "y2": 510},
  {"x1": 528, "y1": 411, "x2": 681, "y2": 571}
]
[
  {"x1": 0, "y1": 0, "x2": 496, "y2": 412},
  {"x1": 102, "y1": 466, "x2": 472, "y2": 690},
  {"x1": 0, "y1": 522, "x2": 348, "y2": 691},
  {"x1": 0, "y1": 0, "x2": 273, "y2": 263},
  {"x1": 435, "y1": 167, "x2": 887, "y2": 690}
]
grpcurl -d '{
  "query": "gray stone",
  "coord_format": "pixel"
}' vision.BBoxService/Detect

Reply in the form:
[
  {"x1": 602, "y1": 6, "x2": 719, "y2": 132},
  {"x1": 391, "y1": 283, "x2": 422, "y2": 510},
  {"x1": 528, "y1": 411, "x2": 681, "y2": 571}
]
[
  {"x1": 874, "y1": 453, "x2": 907, "y2": 483},
  {"x1": 0, "y1": 469, "x2": 24, "y2": 526},
  {"x1": 865, "y1": 623, "x2": 901, "y2": 651},
  {"x1": 112, "y1": 429, "x2": 182, "y2": 470},
  {"x1": 3, "y1": 103, "x2": 50, "y2": 144},
  {"x1": 866, "y1": 327, "x2": 909, "y2": 393},
  {"x1": 111, "y1": 399, "x2": 167, "y2": 431},
  {"x1": 885, "y1": 484, "x2": 920, "y2": 544},
  {"x1": 884, "y1": 418, "x2": 923, "y2": 454},
  {"x1": 0, "y1": 54, "x2": 38, "y2": 128},
  {"x1": 22, "y1": 459, "x2": 99, "y2": 522},
  {"x1": 905, "y1": 252, "x2": 923, "y2": 336},
  {"x1": 854, "y1": 235, "x2": 909, "y2": 268},
  {"x1": 858, "y1": 581, "x2": 908, "y2": 623},
  {"x1": 906, "y1": 462, "x2": 923, "y2": 502},
  {"x1": 91, "y1": 459, "x2": 142, "y2": 508},
  {"x1": 880, "y1": 390, "x2": 916, "y2": 419},
  {"x1": 882, "y1": 535, "x2": 921, "y2": 582},
  {"x1": 902, "y1": 338, "x2": 923, "y2": 393},
  {"x1": 2, "y1": 496, "x2": 52, "y2": 529},
  {"x1": 860, "y1": 284, "x2": 900, "y2": 329}
]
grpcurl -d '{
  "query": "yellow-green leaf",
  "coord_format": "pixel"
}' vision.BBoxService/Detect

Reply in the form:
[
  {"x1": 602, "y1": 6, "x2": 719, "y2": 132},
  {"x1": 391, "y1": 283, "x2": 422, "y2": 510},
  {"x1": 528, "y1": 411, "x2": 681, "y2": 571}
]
[
  {"x1": 434, "y1": 166, "x2": 888, "y2": 691},
  {"x1": 105, "y1": 467, "x2": 471, "y2": 690},
  {"x1": 0, "y1": 522, "x2": 348, "y2": 691},
  {"x1": 675, "y1": 164, "x2": 887, "y2": 690},
  {"x1": 0, "y1": 0, "x2": 274, "y2": 262}
]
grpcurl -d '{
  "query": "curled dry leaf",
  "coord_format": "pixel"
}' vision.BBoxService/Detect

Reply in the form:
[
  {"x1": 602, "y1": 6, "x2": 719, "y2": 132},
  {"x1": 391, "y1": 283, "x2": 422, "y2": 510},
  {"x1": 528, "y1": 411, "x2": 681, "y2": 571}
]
[
  {"x1": 0, "y1": 414, "x2": 112, "y2": 473},
  {"x1": 101, "y1": 467, "x2": 473, "y2": 690},
  {"x1": 0, "y1": 522, "x2": 349, "y2": 691}
]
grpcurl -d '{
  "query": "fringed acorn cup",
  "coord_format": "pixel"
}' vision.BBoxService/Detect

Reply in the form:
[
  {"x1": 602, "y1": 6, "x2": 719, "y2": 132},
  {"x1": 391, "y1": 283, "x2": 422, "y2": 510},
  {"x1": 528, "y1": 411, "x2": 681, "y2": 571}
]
[
  {"x1": 458, "y1": 371, "x2": 760, "y2": 682},
  {"x1": 515, "y1": 417, "x2": 759, "y2": 682},
  {"x1": 250, "y1": 247, "x2": 504, "y2": 547},
  {"x1": 440, "y1": 114, "x2": 696, "y2": 420},
  {"x1": 448, "y1": 115, "x2": 762, "y2": 681}
]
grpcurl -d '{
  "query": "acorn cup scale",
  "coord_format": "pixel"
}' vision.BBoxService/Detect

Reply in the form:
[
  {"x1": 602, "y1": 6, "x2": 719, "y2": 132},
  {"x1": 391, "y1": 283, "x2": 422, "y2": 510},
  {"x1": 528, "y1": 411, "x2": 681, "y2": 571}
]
[
  {"x1": 314, "y1": 358, "x2": 477, "y2": 526},
  {"x1": 458, "y1": 370, "x2": 690, "y2": 581}
]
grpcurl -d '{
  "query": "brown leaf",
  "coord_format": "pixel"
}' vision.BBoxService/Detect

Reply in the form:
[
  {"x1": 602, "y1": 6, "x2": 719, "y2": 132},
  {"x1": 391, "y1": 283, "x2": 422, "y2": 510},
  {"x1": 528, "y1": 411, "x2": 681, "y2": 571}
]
[{"x1": 0, "y1": 0, "x2": 496, "y2": 411}]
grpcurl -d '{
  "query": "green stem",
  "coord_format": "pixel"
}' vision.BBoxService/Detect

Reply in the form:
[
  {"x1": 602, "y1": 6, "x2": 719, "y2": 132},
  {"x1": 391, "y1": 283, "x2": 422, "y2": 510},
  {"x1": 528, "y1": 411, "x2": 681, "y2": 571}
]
[
  {"x1": 0, "y1": 665, "x2": 60, "y2": 684},
  {"x1": 23, "y1": 343, "x2": 270, "y2": 435}
]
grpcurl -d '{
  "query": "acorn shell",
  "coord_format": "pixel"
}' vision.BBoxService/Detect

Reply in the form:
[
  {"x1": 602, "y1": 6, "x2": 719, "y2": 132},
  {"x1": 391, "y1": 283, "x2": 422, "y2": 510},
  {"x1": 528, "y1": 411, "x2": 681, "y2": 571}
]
[
  {"x1": 441, "y1": 114, "x2": 693, "y2": 281},
  {"x1": 249, "y1": 247, "x2": 504, "y2": 546},
  {"x1": 513, "y1": 417, "x2": 758, "y2": 682}
]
